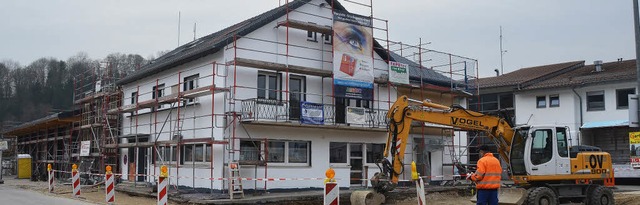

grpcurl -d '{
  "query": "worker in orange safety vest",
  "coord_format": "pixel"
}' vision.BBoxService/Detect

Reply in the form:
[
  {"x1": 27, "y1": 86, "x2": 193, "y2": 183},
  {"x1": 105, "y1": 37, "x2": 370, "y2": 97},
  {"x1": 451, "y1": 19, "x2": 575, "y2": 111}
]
[{"x1": 467, "y1": 145, "x2": 502, "y2": 205}]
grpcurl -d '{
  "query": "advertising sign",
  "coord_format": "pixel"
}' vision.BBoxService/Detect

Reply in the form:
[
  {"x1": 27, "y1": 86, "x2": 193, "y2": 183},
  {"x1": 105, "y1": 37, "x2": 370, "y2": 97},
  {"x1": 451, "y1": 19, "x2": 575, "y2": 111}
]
[
  {"x1": 333, "y1": 11, "x2": 374, "y2": 100},
  {"x1": 346, "y1": 106, "x2": 366, "y2": 124},
  {"x1": 389, "y1": 61, "x2": 410, "y2": 85},
  {"x1": 301, "y1": 102, "x2": 324, "y2": 125},
  {"x1": 80, "y1": 140, "x2": 91, "y2": 157},
  {"x1": 0, "y1": 141, "x2": 7, "y2": 151},
  {"x1": 630, "y1": 132, "x2": 640, "y2": 168}
]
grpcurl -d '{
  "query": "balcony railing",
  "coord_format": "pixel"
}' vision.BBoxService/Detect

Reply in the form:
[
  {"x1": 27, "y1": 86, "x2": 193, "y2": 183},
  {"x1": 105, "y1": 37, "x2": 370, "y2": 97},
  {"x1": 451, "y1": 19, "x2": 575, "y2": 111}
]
[{"x1": 240, "y1": 98, "x2": 388, "y2": 129}]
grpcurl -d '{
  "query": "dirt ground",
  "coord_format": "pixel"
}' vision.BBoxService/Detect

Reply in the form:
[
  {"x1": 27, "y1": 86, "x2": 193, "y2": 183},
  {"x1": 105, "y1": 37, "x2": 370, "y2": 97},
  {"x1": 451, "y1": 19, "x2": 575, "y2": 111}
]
[
  {"x1": 4, "y1": 177, "x2": 156, "y2": 205},
  {"x1": 393, "y1": 190, "x2": 640, "y2": 205},
  {"x1": 4, "y1": 177, "x2": 640, "y2": 205}
]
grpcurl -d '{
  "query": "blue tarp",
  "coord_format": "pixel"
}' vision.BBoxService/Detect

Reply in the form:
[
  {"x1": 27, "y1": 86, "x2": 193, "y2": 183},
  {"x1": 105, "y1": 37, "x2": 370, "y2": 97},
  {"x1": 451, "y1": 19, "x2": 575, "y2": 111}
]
[{"x1": 581, "y1": 120, "x2": 629, "y2": 129}]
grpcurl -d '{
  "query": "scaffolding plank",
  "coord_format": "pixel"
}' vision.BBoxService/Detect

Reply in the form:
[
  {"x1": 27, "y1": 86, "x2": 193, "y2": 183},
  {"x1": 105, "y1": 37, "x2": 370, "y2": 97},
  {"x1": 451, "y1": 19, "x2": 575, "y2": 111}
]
[
  {"x1": 242, "y1": 121, "x2": 387, "y2": 132},
  {"x1": 232, "y1": 58, "x2": 332, "y2": 77},
  {"x1": 277, "y1": 19, "x2": 332, "y2": 34},
  {"x1": 107, "y1": 85, "x2": 228, "y2": 114}
]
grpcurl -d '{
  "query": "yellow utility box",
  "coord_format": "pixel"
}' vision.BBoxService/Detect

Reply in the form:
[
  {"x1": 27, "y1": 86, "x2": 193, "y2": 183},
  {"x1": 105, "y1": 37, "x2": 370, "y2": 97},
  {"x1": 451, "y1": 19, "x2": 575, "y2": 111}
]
[{"x1": 17, "y1": 154, "x2": 32, "y2": 179}]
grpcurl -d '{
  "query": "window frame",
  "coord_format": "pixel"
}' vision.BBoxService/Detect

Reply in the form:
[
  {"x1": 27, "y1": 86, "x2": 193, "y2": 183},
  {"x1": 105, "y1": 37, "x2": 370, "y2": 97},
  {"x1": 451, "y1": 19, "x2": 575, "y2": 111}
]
[
  {"x1": 536, "y1": 96, "x2": 546, "y2": 108},
  {"x1": 323, "y1": 33, "x2": 332, "y2": 45},
  {"x1": 307, "y1": 31, "x2": 318, "y2": 42},
  {"x1": 152, "y1": 84, "x2": 166, "y2": 109},
  {"x1": 130, "y1": 91, "x2": 138, "y2": 105},
  {"x1": 180, "y1": 143, "x2": 211, "y2": 165},
  {"x1": 257, "y1": 72, "x2": 282, "y2": 101},
  {"x1": 183, "y1": 74, "x2": 200, "y2": 104},
  {"x1": 586, "y1": 90, "x2": 605, "y2": 111},
  {"x1": 549, "y1": 95, "x2": 560, "y2": 108},
  {"x1": 616, "y1": 88, "x2": 635, "y2": 110},
  {"x1": 240, "y1": 139, "x2": 310, "y2": 166},
  {"x1": 530, "y1": 129, "x2": 553, "y2": 166}
]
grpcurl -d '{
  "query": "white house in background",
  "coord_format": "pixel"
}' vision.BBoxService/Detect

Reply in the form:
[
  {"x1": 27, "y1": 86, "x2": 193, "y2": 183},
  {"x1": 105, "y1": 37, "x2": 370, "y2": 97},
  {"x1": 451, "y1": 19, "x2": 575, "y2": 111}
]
[
  {"x1": 515, "y1": 59, "x2": 640, "y2": 178},
  {"x1": 111, "y1": 0, "x2": 467, "y2": 191}
]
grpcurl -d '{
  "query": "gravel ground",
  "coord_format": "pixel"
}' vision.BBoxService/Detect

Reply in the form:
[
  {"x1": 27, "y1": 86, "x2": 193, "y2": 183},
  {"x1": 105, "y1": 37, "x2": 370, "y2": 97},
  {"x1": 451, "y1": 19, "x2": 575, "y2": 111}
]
[{"x1": 4, "y1": 176, "x2": 640, "y2": 205}]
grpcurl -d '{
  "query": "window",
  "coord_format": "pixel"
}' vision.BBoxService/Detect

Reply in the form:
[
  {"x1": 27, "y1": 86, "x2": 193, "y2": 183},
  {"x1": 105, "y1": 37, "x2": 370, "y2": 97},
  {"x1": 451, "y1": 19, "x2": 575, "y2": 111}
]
[
  {"x1": 183, "y1": 74, "x2": 199, "y2": 103},
  {"x1": 536, "y1": 96, "x2": 546, "y2": 108},
  {"x1": 240, "y1": 140, "x2": 310, "y2": 164},
  {"x1": 530, "y1": 129, "x2": 553, "y2": 165},
  {"x1": 481, "y1": 94, "x2": 498, "y2": 111},
  {"x1": 366, "y1": 143, "x2": 385, "y2": 163},
  {"x1": 288, "y1": 141, "x2": 309, "y2": 163},
  {"x1": 307, "y1": 31, "x2": 317, "y2": 42},
  {"x1": 257, "y1": 72, "x2": 281, "y2": 100},
  {"x1": 181, "y1": 144, "x2": 211, "y2": 164},
  {"x1": 131, "y1": 92, "x2": 138, "y2": 105},
  {"x1": 556, "y1": 127, "x2": 568, "y2": 158},
  {"x1": 152, "y1": 84, "x2": 165, "y2": 109},
  {"x1": 549, "y1": 95, "x2": 560, "y2": 107},
  {"x1": 240, "y1": 140, "x2": 262, "y2": 161},
  {"x1": 616, "y1": 88, "x2": 635, "y2": 109},
  {"x1": 330, "y1": 142, "x2": 347, "y2": 163},
  {"x1": 267, "y1": 141, "x2": 285, "y2": 163},
  {"x1": 499, "y1": 94, "x2": 514, "y2": 109},
  {"x1": 587, "y1": 91, "x2": 605, "y2": 111},
  {"x1": 158, "y1": 146, "x2": 176, "y2": 162},
  {"x1": 289, "y1": 75, "x2": 306, "y2": 120},
  {"x1": 323, "y1": 33, "x2": 332, "y2": 45}
]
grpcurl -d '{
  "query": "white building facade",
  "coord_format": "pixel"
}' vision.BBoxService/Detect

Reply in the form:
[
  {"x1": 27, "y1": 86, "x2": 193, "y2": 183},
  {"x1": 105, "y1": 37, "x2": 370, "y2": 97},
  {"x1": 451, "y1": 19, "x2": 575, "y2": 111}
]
[
  {"x1": 111, "y1": 0, "x2": 471, "y2": 191},
  {"x1": 514, "y1": 60, "x2": 640, "y2": 178}
]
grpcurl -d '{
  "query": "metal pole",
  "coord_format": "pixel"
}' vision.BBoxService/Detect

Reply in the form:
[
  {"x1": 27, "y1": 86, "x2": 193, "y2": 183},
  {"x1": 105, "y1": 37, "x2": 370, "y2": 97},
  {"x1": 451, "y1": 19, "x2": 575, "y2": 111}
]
[
  {"x1": 500, "y1": 26, "x2": 504, "y2": 75},
  {"x1": 633, "y1": 0, "x2": 640, "y2": 122}
]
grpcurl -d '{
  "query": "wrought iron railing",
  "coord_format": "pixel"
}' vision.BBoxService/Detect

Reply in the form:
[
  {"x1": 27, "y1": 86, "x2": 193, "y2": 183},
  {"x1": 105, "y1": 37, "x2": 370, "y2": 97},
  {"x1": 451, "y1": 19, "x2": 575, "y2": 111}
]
[{"x1": 240, "y1": 98, "x2": 388, "y2": 129}]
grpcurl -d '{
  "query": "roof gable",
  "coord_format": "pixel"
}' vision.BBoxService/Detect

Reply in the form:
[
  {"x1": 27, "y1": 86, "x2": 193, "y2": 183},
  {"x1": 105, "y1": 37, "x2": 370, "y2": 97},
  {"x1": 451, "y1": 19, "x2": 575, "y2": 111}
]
[{"x1": 117, "y1": 0, "x2": 398, "y2": 86}]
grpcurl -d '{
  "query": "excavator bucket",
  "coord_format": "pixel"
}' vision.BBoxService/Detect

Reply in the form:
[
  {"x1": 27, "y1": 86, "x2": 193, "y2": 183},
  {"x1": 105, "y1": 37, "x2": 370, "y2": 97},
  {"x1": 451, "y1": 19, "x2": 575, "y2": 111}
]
[{"x1": 470, "y1": 187, "x2": 527, "y2": 205}]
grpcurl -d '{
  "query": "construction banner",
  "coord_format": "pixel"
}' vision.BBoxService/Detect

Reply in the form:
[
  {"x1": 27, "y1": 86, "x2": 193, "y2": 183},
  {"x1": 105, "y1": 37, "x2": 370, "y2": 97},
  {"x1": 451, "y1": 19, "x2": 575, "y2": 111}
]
[
  {"x1": 301, "y1": 102, "x2": 324, "y2": 125},
  {"x1": 630, "y1": 132, "x2": 640, "y2": 168},
  {"x1": 333, "y1": 11, "x2": 374, "y2": 100}
]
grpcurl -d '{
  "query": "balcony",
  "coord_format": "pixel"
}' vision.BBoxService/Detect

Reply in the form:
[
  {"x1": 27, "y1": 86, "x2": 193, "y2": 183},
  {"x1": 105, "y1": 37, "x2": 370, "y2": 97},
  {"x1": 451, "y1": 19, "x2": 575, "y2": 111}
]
[{"x1": 240, "y1": 98, "x2": 388, "y2": 130}]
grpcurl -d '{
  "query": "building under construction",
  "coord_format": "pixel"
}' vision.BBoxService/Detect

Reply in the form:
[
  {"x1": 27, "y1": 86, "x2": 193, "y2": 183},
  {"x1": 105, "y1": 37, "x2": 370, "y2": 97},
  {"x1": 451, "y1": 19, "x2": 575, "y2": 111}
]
[{"x1": 4, "y1": 0, "x2": 479, "y2": 194}]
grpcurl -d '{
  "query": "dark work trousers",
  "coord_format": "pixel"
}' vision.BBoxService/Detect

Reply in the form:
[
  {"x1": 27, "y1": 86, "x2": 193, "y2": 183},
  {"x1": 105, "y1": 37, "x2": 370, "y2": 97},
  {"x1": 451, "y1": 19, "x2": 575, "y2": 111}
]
[{"x1": 476, "y1": 189, "x2": 498, "y2": 205}]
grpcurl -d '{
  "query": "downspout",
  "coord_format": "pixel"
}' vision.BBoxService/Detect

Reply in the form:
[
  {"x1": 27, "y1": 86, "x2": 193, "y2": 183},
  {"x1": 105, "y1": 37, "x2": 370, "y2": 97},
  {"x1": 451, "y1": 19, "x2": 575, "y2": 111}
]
[{"x1": 571, "y1": 87, "x2": 582, "y2": 146}]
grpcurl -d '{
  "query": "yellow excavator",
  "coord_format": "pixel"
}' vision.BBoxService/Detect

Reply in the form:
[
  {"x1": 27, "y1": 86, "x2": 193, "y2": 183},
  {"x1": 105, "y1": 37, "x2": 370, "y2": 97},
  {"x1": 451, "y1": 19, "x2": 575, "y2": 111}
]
[{"x1": 351, "y1": 95, "x2": 615, "y2": 205}]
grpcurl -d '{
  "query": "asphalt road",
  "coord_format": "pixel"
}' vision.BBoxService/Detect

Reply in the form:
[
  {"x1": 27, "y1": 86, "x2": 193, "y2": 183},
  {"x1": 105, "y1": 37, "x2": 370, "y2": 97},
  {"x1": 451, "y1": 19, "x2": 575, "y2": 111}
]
[{"x1": 0, "y1": 185, "x2": 95, "y2": 205}]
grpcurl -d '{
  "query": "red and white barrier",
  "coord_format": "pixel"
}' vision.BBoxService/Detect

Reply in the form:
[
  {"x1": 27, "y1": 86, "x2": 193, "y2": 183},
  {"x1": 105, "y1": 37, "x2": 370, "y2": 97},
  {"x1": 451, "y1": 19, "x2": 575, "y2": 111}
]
[
  {"x1": 324, "y1": 182, "x2": 339, "y2": 205},
  {"x1": 158, "y1": 165, "x2": 168, "y2": 205},
  {"x1": 416, "y1": 177, "x2": 426, "y2": 205},
  {"x1": 72, "y1": 164, "x2": 80, "y2": 197},
  {"x1": 47, "y1": 164, "x2": 54, "y2": 193},
  {"x1": 105, "y1": 166, "x2": 115, "y2": 204}
]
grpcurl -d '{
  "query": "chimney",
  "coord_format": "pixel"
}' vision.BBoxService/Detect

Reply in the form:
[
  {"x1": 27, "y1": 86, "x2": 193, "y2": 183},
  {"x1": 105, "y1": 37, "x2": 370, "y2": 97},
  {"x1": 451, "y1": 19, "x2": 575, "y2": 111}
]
[
  {"x1": 594, "y1": 60, "x2": 603, "y2": 72},
  {"x1": 494, "y1": 69, "x2": 500, "y2": 76}
]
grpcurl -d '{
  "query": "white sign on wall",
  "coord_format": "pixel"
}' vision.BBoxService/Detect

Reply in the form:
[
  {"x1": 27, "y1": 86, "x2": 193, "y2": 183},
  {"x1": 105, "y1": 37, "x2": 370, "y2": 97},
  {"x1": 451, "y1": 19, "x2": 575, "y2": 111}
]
[
  {"x1": 346, "y1": 107, "x2": 366, "y2": 125},
  {"x1": 0, "y1": 141, "x2": 8, "y2": 151},
  {"x1": 80, "y1": 140, "x2": 91, "y2": 157},
  {"x1": 389, "y1": 61, "x2": 410, "y2": 85}
]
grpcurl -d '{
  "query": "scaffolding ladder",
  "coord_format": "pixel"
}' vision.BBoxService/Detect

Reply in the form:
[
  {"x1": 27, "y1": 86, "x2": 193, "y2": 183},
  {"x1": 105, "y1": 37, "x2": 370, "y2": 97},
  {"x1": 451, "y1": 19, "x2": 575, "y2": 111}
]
[{"x1": 228, "y1": 162, "x2": 244, "y2": 199}]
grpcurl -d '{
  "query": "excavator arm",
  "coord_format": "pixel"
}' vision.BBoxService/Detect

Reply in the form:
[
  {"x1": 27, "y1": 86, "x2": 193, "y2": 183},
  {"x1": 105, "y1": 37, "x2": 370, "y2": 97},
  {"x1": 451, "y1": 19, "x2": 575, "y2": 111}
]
[{"x1": 381, "y1": 95, "x2": 515, "y2": 188}]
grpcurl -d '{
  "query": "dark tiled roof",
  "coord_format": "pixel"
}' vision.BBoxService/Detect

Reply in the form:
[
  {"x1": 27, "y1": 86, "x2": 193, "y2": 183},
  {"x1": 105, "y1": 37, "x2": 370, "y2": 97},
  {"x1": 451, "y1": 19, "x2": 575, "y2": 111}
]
[
  {"x1": 477, "y1": 61, "x2": 584, "y2": 89},
  {"x1": 3, "y1": 110, "x2": 77, "y2": 136},
  {"x1": 117, "y1": 0, "x2": 398, "y2": 86},
  {"x1": 524, "y1": 59, "x2": 636, "y2": 90}
]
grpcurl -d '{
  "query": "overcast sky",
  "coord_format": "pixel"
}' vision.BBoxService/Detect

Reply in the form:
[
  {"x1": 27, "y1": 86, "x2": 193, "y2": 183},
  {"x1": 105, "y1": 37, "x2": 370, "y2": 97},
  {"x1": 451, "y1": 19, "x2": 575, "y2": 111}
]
[{"x1": 0, "y1": 0, "x2": 636, "y2": 77}]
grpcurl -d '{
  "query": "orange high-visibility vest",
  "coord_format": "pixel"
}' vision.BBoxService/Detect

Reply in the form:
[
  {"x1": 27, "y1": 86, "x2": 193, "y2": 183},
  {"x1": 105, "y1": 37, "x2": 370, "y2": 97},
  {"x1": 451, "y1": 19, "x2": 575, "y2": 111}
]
[{"x1": 471, "y1": 153, "x2": 502, "y2": 190}]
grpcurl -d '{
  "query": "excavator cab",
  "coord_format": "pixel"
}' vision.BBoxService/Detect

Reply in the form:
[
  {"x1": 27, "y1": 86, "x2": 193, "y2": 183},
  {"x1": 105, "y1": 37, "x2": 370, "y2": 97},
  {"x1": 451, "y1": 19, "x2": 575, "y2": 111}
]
[{"x1": 509, "y1": 126, "x2": 572, "y2": 177}]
